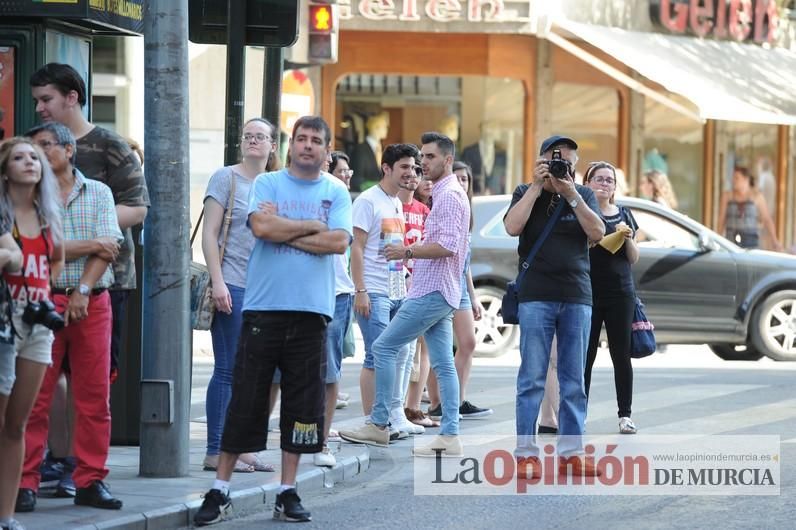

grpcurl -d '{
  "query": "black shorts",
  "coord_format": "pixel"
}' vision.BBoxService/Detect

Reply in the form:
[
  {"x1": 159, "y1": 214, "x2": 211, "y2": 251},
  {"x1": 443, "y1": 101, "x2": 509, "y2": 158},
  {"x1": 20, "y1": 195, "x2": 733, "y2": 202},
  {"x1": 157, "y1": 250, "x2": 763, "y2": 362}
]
[{"x1": 220, "y1": 310, "x2": 327, "y2": 454}]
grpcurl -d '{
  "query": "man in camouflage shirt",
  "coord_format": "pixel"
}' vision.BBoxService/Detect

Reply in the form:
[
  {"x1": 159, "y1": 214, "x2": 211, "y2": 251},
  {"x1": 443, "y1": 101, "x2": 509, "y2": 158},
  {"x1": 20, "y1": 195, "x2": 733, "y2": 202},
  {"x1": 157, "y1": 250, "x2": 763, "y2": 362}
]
[{"x1": 30, "y1": 63, "x2": 149, "y2": 382}]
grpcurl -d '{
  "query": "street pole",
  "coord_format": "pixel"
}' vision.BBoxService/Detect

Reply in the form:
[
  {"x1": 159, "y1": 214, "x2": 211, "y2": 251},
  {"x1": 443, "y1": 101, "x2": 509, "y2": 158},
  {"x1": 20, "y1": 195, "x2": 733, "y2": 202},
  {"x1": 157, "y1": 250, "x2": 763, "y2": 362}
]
[
  {"x1": 262, "y1": 47, "x2": 284, "y2": 130},
  {"x1": 140, "y1": 0, "x2": 191, "y2": 477},
  {"x1": 224, "y1": 0, "x2": 246, "y2": 165}
]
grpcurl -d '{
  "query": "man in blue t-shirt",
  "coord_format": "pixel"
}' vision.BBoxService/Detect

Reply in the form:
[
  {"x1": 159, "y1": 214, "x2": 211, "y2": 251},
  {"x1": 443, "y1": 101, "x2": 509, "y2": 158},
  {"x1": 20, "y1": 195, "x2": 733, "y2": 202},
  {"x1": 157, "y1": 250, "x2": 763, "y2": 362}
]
[{"x1": 195, "y1": 116, "x2": 352, "y2": 526}]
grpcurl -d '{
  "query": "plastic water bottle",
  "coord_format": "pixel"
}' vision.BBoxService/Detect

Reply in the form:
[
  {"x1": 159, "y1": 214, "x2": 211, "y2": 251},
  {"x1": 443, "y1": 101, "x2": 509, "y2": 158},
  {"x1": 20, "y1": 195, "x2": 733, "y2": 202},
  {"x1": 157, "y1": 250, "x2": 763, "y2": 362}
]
[{"x1": 386, "y1": 234, "x2": 406, "y2": 300}]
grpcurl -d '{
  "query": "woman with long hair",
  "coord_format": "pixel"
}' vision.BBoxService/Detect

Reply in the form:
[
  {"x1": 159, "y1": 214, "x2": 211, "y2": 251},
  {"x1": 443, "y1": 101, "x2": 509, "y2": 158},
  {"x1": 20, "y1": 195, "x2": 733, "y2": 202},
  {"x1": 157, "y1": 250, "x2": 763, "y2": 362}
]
[
  {"x1": 717, "y1": 166, "x2": 782, "y2": 251},
  {"x1": 201, "y1": 118, "x2": 280, "y2": 473},
  {"x1": 584, "y1": 161, "x2": 640, "y2": 434},
  {"x1": 0, "y1": 137, "x2": 64, "y2": 523},
  {"x1": 639, "y1": 170, "x2": 678, "y2": 210},
  {"x1": 426, "y1": 162, "x2": 491, "y2": 420}
]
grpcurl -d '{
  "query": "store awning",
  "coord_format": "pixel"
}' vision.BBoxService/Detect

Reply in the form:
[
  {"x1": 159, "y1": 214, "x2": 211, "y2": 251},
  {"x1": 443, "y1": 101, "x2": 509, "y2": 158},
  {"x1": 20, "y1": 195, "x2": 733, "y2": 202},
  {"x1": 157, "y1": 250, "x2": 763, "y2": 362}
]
[{"x1": 550, "y1": 19, "x2": 796, "y2": 126}]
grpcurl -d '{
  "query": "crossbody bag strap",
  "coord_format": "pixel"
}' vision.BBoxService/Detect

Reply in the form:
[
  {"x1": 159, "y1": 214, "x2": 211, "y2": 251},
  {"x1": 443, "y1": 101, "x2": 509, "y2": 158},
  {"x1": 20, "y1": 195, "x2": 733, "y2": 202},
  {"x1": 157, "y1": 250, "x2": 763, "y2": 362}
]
[
  {"x1": 515, "y1": 199, "x2": 564, "y2": 286},
  {"x1": 218, "y1": 173, "x2": 237, "y2": 262},
  {"x1": 190, "y1": 208, "x2": 204, "y2": 247}
]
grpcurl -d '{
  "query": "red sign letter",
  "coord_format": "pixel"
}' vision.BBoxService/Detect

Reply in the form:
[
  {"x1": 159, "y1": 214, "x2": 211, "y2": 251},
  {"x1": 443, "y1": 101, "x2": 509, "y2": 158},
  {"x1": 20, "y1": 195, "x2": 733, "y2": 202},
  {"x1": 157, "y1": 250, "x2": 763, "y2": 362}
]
[{"x1": 660, "y1": 0, "x2": 688, "y2": 33}]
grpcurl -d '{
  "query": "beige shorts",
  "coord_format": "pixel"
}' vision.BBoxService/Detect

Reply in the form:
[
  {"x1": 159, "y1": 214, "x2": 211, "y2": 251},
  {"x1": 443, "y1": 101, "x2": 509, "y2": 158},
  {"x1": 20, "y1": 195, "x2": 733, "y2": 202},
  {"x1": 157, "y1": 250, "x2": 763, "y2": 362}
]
[
  {"x1": 409, "y1": 338, "x2": 421, "y2": 383},
  {"x1": 12, "y1": 307, "x2": 54, "y2": 365}
]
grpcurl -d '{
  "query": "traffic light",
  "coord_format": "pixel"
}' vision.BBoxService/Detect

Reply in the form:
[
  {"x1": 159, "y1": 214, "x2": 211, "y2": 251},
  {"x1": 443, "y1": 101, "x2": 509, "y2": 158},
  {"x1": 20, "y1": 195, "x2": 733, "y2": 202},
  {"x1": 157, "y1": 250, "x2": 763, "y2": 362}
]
[{"x1": 285, "y1": 0, "x2": 339, "y2": 65}]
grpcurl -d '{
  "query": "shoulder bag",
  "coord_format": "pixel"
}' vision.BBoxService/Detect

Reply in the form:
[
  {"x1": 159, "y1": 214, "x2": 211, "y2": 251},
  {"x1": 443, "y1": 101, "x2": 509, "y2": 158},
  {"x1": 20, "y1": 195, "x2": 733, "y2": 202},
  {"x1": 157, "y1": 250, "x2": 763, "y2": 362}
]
[
  {"x1": 190, "y1": 173, "x2": 237, "y2": 331},
  {"x1": 630, "y1": 298, "x2": 656, "y2": 358},
  {"x1": 501, "y1": 199, "x2": 564, "y2": 325}
]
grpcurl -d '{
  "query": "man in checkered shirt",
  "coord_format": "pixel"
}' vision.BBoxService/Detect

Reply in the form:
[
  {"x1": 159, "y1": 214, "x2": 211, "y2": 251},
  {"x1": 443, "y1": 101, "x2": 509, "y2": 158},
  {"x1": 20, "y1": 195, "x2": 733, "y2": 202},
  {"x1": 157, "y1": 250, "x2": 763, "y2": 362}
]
[
  {"x1": 20, "y1": 122, "x2": 125, "y2": 511},
  {"x1": 339, "y1": 132, "x2": 469, "y2": 457}
]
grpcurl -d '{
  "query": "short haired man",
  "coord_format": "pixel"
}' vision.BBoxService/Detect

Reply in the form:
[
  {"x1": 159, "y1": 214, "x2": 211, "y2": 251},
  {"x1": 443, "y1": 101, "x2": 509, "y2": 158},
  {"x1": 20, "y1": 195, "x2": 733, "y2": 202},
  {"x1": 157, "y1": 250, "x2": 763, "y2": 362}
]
[
  {"x1": 340, "y1": 133, "x2": 469, "y2": 456},
  {"x1": 20, "y1": 122, "x2": 124, "y2": 510},
  {"x1": 30, "y1": 63, "x2": 149, "y2": 383},
  {"x1": 347, "y1": 143, "x2": 421, "y2": 438},
  {"x1": 503, "y1": 135, "x2": 605, "y2": 477},
  {"x1": 194, "y1": 116, "x2": 352, "y2": 526}
]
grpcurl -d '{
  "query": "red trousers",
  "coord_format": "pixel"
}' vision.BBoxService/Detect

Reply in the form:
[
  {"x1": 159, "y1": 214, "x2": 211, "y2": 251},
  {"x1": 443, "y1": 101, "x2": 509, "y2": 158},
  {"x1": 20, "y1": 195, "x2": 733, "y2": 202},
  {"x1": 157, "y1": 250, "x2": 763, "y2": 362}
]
[{"x1": 21, "y1": 291, "x2": 112, "y2": 491}]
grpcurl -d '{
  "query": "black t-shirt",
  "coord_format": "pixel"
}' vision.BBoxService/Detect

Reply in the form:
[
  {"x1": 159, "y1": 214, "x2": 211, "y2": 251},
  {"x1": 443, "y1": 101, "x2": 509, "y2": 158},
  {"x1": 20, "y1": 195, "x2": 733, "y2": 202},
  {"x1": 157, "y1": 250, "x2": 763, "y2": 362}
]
[
  {"x1": 589, "y1": 206, "x2": 639, "y2": 299},
  {"x1": 508, "y1": 184, "x2": 601, "y2": 305}
]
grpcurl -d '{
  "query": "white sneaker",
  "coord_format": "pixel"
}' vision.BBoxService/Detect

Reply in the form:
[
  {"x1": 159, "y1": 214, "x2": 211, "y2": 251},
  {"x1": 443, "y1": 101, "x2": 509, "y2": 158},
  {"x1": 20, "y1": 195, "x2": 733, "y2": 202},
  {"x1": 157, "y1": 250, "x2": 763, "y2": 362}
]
[
  {"x1": 619, "y1": 417, "x2": 637, "y2": 434},
  {"x1": 413, "y1": 435, "x2": 463, "y2": 458},
  {"x1": 335, "y1": 398, "x2": 348, "y2": 410},
  {"x1": 338, "y1": 392, "x2": 350, "y2": 401},
  {"x1": 390, "y1": 409, "x2": 425, "y2": 435},
  {"x1": 313, "y1": 446, "x2": 336, "y2": 467},
  {"x1": 389, "y1": 425, "x2": 410, "y2": 441}
]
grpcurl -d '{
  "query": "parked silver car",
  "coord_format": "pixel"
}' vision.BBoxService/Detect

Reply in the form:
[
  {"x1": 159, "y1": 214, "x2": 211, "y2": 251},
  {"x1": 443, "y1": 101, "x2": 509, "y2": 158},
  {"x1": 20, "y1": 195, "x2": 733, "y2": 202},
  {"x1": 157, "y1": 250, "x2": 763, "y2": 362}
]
[{"x1": 471, "y1": 195, "x2": 796, "y2": 361}]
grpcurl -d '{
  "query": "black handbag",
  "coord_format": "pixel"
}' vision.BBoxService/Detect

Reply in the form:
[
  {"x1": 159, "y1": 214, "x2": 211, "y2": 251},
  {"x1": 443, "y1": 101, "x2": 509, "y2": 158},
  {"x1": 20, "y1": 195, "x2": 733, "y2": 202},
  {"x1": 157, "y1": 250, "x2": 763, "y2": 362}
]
[{"x1": 501, "y1": 199, "x2": 564, "y2": 325}]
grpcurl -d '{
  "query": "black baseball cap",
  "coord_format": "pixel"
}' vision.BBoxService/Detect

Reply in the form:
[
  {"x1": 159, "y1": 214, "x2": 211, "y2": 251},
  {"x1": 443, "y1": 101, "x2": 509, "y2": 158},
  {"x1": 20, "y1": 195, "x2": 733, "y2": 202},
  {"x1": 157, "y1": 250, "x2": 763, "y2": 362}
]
[{"x1": 539, "y1": 135, "x2": 578, "y2": 156}]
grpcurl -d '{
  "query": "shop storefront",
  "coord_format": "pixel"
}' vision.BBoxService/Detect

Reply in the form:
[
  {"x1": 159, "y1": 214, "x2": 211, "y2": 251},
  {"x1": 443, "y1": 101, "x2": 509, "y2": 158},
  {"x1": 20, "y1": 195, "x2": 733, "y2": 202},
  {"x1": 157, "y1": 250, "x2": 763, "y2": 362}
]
[{"x1": 319, "y1": 0, "x2": 796, "y2": 250}]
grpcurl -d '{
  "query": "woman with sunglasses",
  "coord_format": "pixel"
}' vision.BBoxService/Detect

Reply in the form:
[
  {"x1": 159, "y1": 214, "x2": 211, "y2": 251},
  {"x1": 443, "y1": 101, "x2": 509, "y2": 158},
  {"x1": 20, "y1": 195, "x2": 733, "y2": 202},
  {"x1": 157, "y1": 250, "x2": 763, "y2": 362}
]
[
  {"x1": 0, "y1": 137, "x2": 64, "y2": 525},
  {"x1": 584, "y1": 162, "x2": 640, "y2": 435},
  {"x1": 201, "y1": 118, "x2": 280, "y2": 473}
]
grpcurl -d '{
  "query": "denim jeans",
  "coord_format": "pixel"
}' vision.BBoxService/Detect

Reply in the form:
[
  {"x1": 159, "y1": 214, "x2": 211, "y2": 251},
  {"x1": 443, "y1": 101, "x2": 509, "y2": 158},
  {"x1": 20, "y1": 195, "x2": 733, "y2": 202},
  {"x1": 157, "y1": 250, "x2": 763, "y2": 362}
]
[
  {"x1": 206, "y1": 283, "x2": 245, "y2": 455},
  {"x1": 371, "y1": 291, "x2": 459, "y2": 435},
  {"x1": 325, "y1": 293, "x2": 353, "y2": 384},
  {"x1": 516, "y1": 301, "x2": 591, "y2": 457}
]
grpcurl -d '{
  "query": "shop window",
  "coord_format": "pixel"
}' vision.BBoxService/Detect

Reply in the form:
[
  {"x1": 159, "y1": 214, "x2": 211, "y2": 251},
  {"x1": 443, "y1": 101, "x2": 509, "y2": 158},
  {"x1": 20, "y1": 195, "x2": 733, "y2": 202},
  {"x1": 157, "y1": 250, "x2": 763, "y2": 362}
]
[
  {"x1": 723, "y1": 122, "x2": 779, "y2": 250},
  {"x1": 551, "y1": 83, "x2": 619, "y2": 181},
  {"x1": 0, "y1": 47, "x2": 14, "y2": 140},
  {"x1": 643, "y1": 95, "x2": 703, "y2": 220},
  {"x1": 334, "y1": 74, "x2": 525, "y2": 195},
  {"x1": 93, "y1": 37, "x2": 125, "y2": 74},
  {"x1": 92, "y1": 96, "x2": 117, "y2": 131}
]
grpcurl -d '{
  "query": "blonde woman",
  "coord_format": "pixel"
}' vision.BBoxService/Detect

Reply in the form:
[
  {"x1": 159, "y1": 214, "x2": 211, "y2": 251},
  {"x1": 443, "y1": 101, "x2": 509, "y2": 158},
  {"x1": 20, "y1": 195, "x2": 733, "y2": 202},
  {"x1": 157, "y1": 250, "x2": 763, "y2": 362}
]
[{"x1": 640, "y1": 170, "x2": 678, "y2": 210}]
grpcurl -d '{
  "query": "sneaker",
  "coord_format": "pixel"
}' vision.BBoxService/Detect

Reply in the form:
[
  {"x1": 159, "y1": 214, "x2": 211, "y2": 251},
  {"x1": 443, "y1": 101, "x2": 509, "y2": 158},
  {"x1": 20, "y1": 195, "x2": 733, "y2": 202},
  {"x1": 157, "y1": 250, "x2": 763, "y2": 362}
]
[
  {"x1": 426, "y1": 404, "x2": 442, "y2": 421},
  {"x1": 619, "y1": 417, "x2": 637, "y2": 434},
  {"x1": 0, "y1": 519, "x2": 25, "y2": 530},
  {"x1": 421, "y1": 389, "x2": 431, "y2": 403},
  {"x1": 339, "y1": 423, "x2": 389, "y2": 447},
  {"x1": 390, "y1": 408, "x2": 425, "y2": 435},
  {"x1": 389, "y1": 425, "x2": 410, "y2": 441},
  {"x1": 54, "y1": 457, "x2": 76, "y2": 498},
  {"x1": 459, "y1": 400, "x2": 493, "y2": 419},
  {"x1": 313, "y1": 447, "x2": 336, "y2": 467},
  {"x1": 335, "y1": 398, "x2": 348, "y2": 410},
  {"x1": 274, "y1": 488, "x2": 311, "y2": 522},
  {"x1": 194, "y1": 488, "x2": 231, "y2": 527},
  {"x1": 337, "y1": 392, "x2": 350, "y2": 401},
  {"x1": 39, "y1": 453, "x2": 65, "y2": 488},
  {"x1": 412, "y1": 435, "x2": 463, "y2": 458}
]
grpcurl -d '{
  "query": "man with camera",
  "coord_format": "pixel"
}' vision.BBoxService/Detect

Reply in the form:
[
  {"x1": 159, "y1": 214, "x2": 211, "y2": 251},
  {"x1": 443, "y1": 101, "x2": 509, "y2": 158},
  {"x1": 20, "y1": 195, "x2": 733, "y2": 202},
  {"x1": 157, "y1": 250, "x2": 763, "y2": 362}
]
[
  {"x1": 503, "y1": 136, "x2": 604, "y2": 477},
  {"x1": 16, "y1": 122, "x2": 124, "y2": 512}
]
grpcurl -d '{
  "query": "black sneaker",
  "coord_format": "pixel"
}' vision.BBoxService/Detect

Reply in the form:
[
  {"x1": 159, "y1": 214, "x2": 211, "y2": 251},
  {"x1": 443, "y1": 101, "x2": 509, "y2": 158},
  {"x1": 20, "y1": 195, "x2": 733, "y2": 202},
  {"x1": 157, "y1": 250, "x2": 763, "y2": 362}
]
[
  {"x1": 14, "y1": 488, "x2": 35, "y2": 513},
  {"x1": 194, "y1": 488, "x2": 231, "y2": 527},
  {"x1": 426, "y1": 405, "x2": 442, "y2": 421},
  {"x1": 273, "y1": 488, "x2": 311, "y2": 522},
  {"x1": 459, "y1": 400, "x2": 493, "y2": 419}
]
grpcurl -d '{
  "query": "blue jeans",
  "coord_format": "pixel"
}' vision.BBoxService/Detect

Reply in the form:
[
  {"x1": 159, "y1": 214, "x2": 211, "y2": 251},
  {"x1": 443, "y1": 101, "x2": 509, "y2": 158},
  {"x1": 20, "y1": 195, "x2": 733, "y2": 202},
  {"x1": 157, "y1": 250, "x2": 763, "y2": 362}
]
[
  {"x1": 206, "y1": 283, "x2": 245, "y2": 455},
  {"x1": 371, "y1": 291, "x2": 459, "y2": 435},
  {"x1": 516, "y1": 301, "x2": 591, "y2": 456},
  {"x1": 325, "y1": 294, "x2": 353, "y2": 384}
]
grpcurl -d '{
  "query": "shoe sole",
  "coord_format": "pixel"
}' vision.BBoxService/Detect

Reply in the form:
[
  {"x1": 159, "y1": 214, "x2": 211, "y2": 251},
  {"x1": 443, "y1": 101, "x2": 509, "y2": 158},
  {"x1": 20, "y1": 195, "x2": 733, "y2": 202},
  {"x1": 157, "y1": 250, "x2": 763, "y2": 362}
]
[
  {"x1": 460, "y1": 411, "x2": 494, "y2": 419},
  {"x1": 273, "y1": 509, "x2": 312, "y2": 522},
  {"x1": 195, "y1": 502, "x2": 231, "y2": 526},
  {"x1": 339, "y1": 434, "x2": 388, "y2": 448}
]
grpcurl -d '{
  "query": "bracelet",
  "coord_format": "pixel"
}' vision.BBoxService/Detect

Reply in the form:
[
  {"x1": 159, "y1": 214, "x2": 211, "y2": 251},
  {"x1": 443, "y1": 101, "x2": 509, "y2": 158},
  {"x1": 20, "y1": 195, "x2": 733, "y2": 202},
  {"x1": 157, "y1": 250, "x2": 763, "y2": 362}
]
[{"x1": 355, "y1": 289, "x2": 367, "y2": 293}]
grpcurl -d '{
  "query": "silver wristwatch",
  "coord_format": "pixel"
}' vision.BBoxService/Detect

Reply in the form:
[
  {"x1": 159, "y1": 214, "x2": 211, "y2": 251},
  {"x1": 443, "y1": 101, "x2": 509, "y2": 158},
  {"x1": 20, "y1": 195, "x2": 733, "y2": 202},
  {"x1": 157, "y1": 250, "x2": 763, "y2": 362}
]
[
  {"x1": 568, "y1": 195, "x2": 579, "y2": 209},
  {"x1": 78, "y1": 283, "x2": 91, "y2": 296}
]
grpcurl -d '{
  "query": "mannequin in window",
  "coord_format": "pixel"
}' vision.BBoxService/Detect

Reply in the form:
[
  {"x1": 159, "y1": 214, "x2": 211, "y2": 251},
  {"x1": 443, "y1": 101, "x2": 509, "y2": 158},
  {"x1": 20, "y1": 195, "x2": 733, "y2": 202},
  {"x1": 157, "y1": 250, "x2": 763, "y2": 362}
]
[
  {"x1": 350, "y1": 111, "x2": 389, "y2": 191},
  {"x1": 438, "y1": 114, "x2": 460, "y2": 145},
  {"x1": 461, "y1": 121, "x2": 506, "y2": 195}
]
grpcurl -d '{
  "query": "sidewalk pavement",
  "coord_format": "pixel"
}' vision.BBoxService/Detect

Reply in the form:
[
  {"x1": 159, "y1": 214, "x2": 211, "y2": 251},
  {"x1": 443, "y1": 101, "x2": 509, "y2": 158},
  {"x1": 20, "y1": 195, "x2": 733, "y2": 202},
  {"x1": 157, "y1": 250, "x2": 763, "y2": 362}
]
[{"x1": 15, "y1": 422, "x2": 371, "y2": 530}]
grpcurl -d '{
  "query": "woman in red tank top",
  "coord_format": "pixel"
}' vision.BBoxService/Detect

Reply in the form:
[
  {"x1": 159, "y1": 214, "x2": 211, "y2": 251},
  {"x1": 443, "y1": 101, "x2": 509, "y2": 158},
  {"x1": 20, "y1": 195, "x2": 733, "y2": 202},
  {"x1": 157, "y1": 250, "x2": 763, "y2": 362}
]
[{"x1": 0, "y1": 137, "x2": 63, "y2": 524}]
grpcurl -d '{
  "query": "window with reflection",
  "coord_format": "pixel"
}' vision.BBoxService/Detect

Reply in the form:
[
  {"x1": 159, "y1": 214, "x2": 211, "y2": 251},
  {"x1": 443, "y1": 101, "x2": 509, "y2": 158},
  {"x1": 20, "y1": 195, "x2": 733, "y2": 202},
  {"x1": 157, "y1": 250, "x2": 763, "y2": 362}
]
[
  {"x1": 643, "y1": 95, "x2": 704, "y2": 220},
  {"x1": 335, "y1": 74, "x2": 525, "y2": 195},
  {"x1": 631, "y1": 209, "x2": 699, "y2": 251}
]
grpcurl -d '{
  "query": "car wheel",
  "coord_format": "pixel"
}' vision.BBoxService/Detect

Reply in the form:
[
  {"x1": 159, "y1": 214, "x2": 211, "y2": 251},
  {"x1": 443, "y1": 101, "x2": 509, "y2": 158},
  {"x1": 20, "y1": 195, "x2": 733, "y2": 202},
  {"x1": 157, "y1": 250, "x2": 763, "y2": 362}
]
[
  {"x1": 473, "y1": 285, "x2": 519, "y2": 357},
  {"x1": 750, "y1": 289, "x2": 796, "y2": 362},
  {"x1": 708, "y1": 344, "x2": 763, "y2": 361}
]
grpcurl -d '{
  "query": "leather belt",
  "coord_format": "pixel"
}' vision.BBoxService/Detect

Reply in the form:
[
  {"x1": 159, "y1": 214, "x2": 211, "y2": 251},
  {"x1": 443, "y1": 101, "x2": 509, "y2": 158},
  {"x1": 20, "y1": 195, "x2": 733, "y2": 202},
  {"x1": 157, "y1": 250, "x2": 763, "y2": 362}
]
[{"x1": 52, "y1": 287, "x2": 108, "y2": 296}]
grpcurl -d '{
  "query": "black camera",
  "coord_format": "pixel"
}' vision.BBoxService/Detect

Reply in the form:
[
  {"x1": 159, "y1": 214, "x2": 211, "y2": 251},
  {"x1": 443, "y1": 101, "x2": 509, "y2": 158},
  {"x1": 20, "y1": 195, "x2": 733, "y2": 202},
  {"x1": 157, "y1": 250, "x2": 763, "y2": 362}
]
[
  {"x1": 547, "y1": 149, "x2": 570, "y2": 179},
  {"x1": 22, "y1": 299, "x2": 65, "y2": 332}
]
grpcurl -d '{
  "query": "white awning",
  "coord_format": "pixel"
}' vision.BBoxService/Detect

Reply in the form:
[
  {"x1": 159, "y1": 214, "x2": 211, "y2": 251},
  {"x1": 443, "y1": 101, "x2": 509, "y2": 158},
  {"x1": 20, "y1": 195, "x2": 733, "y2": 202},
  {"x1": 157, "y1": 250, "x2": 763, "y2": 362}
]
[{"x1": 551, "y1": 19, "x2": 796, "y2": 126}]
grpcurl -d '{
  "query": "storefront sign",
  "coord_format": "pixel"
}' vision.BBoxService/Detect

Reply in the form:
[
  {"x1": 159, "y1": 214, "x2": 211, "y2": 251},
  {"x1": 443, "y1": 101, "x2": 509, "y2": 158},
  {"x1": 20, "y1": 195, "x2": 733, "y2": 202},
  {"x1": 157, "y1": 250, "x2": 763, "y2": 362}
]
[
  {"x1": 0, "y1": 0, "x2": 144, "y2": 35},
  {"x1": 650, "y1": 0, "x2": 779, "y2": 43},
  {"x1": 339, "y1": 0, "x2": 532, "y2": 26}
]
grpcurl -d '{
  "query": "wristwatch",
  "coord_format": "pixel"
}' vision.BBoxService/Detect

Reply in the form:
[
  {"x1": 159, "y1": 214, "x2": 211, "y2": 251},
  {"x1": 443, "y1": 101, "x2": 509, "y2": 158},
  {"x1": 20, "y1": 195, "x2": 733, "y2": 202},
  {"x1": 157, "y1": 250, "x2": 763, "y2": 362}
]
[
  {"x1": 405, "y1": 248, "x2": 414, "y2": 260},
  {"x1": 568, "y1": 195, "x2": 580, "y2": 209},
  {"x1": 78, "y1": 283, "x2": 91, "y2": 296}
]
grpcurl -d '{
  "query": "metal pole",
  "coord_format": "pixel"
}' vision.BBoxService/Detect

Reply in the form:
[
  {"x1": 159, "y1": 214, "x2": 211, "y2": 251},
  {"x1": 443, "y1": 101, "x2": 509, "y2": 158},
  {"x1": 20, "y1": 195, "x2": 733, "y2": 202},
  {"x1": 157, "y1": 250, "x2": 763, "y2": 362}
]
[
  {"x1": 262, "y1": 47, "x2": 284, "y2": 129},
  {"x1": 224, "y1": 0, "x2": 247, "y2": 165},
  {"x1": 140, "y1": 0, "x2": 191, "y2": 477}
]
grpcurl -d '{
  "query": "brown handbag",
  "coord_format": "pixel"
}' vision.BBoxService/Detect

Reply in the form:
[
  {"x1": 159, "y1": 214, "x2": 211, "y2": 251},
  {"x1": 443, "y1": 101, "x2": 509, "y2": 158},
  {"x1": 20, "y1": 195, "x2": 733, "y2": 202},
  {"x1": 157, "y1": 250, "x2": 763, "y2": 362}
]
[{"x1": 190, "y1": 172, "x2": 237, "y2": 331}]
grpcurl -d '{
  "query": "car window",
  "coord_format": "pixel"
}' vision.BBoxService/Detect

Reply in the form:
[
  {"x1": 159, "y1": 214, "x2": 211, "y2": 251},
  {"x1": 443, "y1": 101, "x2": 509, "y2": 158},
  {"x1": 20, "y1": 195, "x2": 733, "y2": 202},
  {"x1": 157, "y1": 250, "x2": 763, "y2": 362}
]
[
  {"x1": 630, "y1": 209, "x2": 700, "y2": 251},
  {"x1": 482, "y1": 205, "x2": 512, "y2": 238}
]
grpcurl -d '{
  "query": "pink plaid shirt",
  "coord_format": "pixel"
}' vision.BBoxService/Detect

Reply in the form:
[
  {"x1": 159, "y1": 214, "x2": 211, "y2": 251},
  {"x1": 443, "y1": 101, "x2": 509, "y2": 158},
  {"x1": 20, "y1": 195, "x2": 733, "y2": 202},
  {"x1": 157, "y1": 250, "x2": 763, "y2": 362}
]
[{"x1": 408, "y1": 173, "x2": 470, "y2": 308}]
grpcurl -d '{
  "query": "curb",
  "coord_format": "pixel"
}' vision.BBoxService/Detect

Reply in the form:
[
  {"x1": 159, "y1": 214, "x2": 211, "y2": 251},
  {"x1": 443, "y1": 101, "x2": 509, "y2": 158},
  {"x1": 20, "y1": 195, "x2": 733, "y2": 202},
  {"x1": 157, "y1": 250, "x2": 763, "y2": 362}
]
[{"x1": 71, "y1": 452, "x2": 371, "y2": 530}]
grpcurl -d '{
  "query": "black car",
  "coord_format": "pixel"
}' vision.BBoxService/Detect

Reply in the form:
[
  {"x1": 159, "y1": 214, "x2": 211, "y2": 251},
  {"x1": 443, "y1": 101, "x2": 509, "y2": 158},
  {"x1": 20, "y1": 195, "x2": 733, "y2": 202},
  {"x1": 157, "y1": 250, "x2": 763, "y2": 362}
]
[{"x1": 471, "y1": 195, "x2": 796, "y2": 362}]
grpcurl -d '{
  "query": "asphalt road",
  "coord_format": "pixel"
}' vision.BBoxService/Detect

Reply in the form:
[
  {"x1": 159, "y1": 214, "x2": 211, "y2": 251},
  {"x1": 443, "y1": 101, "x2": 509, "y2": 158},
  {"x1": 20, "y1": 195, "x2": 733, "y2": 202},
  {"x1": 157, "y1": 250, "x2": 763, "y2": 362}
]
[{"x1": 190, "y1": 342, "x2": 796, "y2": 529}]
